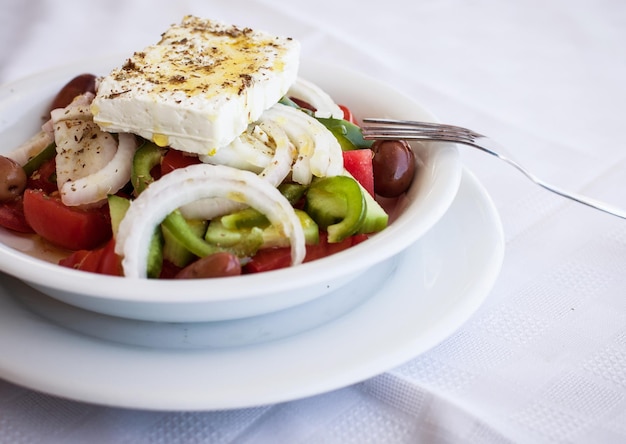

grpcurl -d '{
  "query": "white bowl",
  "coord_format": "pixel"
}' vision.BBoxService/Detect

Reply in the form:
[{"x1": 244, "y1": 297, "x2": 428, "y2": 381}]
[{"x1": 0, "y1": 57, "x2": 461, "y2": 322}]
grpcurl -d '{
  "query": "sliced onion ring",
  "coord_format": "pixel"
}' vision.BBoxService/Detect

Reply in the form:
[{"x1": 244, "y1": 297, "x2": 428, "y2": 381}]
[
  {"x1": 287, "y1": 77, "x2": 344, "y2": 119},
  {"x1": 264, "y1": 104, "x2": 343, "y2": 185},
  {"x1": 181, "y1": 119, "x2": 296, "y2": 220},
  {"x1": 60, "y1": 133, "x2": 139, "y2": 206},
  {"x1": 116, "y1": 163, "x2": 306, "y2": 278}
]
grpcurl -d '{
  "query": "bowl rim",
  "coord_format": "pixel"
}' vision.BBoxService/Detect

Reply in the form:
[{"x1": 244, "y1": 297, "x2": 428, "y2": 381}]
[{"x1": 0, "y1": 55, "x2": 462, "y2": 310}]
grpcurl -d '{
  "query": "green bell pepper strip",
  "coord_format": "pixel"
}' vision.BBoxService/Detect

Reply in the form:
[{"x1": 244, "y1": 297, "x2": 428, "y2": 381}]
[
  {"x1": 219, "y1": 184, "x2": 307, "y2": 230},
  {"x1": 204, "y1": 219, "x2": 265, "y2": 257},
  {"x1": 130, "y1": 144, "x2": 218, "y2": 260},
  {"x1": 278, "y1": 96, "x2": 314, "y2": 116},
  {"x1": 131, "y1": 141, "x2": 165, "y2": 195},
  {"x1": 277, "y1": 183, "x2": 307, "y2": 206},
  {"x1": 161, "y1": 210, "x2": 222, "y2": 259},
  {"x1": 305, "y1": 175, "x2": 365, "y2": 243},
  {"x1": 206, "y1": 209, "x2": 318, "y2": 252},
  {"x1": 112, "y1": 198, "x2": 230, "y2": 272},
  {"x1": 278, "y1": 96, "x2": 373, "y2": 150},
  {"x1": 220, "y1": 207, "x2": 270, "y2": 230},
  {"x1": 316, "y1": 117, "x2": 374, "y2": 150},
  {"x1": 162, "y1": 218, "x2": 208, "y2": 267},
  {"x1": 22, "y1": 142, "x2": 57, "y2": 177}
]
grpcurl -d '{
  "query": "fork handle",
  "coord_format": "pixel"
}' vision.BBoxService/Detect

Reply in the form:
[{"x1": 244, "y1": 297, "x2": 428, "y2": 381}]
[
  {"x1": 531, "y1": 180, "x2": 626, "y2": 219},
  {"x1": 465, "y1": 138, "x2": 626, "y2": 220}
]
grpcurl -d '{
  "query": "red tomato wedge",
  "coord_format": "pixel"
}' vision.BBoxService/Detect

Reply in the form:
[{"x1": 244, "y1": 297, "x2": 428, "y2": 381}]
[
  {"x1": 338, "y1": 104, "x2": 357, "y2": 124},
  {"x1": 26, "y1": 157, "x2": 58, "y2": 194},
  {"x1": 342, "y1": 149, "x2": 375, "y2": 197},
  {"x1": 243, "y1": 247, "x2": 291, "y2": 274},
  {"x1": 59, "y1": 238, "x2": 122, "y2": 276},
  {"x1": 159, "y1": 260, "x2": 183, "y2": 279},
  {"x1": 244, "y1": 233, "x2": 368, "y2": 273},
  {"x1": 0, "y1": 198, "x2": 33, "y2": 233},
  {"x1": 161, "y1": 149, "x2": 201, "y2": 175},
  {"x1": 23, "y1": 189, "x2": 112, "y2": 250}
]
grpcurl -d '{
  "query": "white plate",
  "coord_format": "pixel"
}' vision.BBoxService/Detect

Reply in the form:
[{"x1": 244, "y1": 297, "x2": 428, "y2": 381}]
[
  {"x1": 0, "y1": 169, "x2": 504, "y2": 410},
  {"x1": 0, "y1": 56, "x2": 462, "y2": 322}
]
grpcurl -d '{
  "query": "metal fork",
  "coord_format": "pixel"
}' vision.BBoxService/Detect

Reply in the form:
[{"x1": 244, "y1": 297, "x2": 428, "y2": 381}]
[{"x1": 361, "y1": 118, "x2": 626, "y2": 220}]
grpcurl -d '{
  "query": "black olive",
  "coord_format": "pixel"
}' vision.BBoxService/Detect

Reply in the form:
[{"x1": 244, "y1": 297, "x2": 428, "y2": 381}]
[
  {"x1": 371, "y1": 140, "x2": 416, "y2": 197},
  {"x1": 0, "y1": 156, "x2": 27, "y2": 202}
]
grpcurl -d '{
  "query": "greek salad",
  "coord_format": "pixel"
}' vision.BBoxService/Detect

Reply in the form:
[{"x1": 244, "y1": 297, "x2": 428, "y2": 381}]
[
  {"x1": 0, "y1": 72, "x2": 416, "y2": 279},
  {"x1": 1, "y1": 15, "x2": 418, "y2": 280}
]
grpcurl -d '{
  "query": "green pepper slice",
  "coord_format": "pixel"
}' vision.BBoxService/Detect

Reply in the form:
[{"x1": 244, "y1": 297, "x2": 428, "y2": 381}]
[
  {"x1": 22, "y1": 142, "x2": 57, "y2": 177},
  {"x1": 206, "y1": 209, "x2": 318, "y2": 253},
  {"x1": 219, "y1": 184, "x2": 308, "y2": 230},
  {"x1": 220, "y1": 207, "x2": 270, "y2": 230},
  {"x1": 161, "y1": 210, "x2": 222, "y2": 259},
  {"x1": 162, "y1": 218, "x2": 208, "y2": 267},
  {"x1": 316, "y1": 117, "x2": 373, "y2": 151},
  {"x1": 305, "y1": 175, "x2": 365, "y2": 243},
  {"x1": 279, "y1": 96, "x2": 372, "y2": 150},
  {"x1": 278, "y1": 96, "x2": 314, "y2": 116},
  {"x1": 277, "y1": 182, "x2": 307, "y2": 206},
  {"x1": 131, "y1": 141, "x2": 165, "y2": 195}
]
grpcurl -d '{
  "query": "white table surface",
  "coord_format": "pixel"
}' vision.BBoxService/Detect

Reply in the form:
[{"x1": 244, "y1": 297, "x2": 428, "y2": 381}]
[{"x1": 1, "y1": 0, "x2": 626, "y2": 442}]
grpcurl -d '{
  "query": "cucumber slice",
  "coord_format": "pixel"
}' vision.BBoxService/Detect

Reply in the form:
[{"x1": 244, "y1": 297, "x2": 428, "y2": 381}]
[{"x1": 108, "y1": 194, "x2": 131, "y2": 238}]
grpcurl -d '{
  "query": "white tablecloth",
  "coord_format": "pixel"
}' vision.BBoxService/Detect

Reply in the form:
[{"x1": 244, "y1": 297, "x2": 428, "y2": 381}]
[{"x1": 2, "y1": 1, "x2": 626, "y2": 442}]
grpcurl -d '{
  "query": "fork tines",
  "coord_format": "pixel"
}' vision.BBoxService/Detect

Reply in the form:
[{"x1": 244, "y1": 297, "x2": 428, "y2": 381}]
[{"x1": 361, "y1": 118, "x2": 481, "y2": 144}]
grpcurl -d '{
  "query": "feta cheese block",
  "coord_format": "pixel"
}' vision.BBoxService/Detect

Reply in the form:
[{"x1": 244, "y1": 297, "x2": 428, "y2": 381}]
[{"x1": 91, "y1": 15, "x2": 300, "y2": 155}]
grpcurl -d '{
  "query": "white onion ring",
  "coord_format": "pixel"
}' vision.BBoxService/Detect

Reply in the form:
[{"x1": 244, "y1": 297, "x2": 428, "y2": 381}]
[
  {"x1": 263, "y1": 104, "x2": 343, "y2": 185},
  {"x1": 181, "y1": 119, "x2": 296, "y2": 220},
  {"x1": 60, "y1": 133, "x2": 139, "y2": 206},
  {"x1": 116, "y1": 163, "x2": 306, "y2": 278},
  {"x1": 287, "y1": 77, "x2": 344, "y2": 119}
]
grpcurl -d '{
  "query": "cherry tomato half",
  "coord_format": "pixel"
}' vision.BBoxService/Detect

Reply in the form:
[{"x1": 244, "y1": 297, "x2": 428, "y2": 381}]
[
  {"x1": 0, "y1": 197, "x2": 33, "y2": 233},
  {"x1": 23, "y1": 189, "x2": 112, "y2": 250},
  {"x1": 243, "y1": 233, "x2": 368, "y2": 273},
  {"x1": 59, "y1": 238, "x2": 122, "y2": 276},
  {"x1": 338, "y1": 104, "x2": 358, "y2": 124},
  {"x1": 160, "y1": 149, "x2": 201, "y2": 175}
]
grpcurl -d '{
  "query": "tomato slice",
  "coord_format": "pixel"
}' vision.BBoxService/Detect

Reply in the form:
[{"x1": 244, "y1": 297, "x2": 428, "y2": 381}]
[
  {"x1": 160, "y1": 149, "x2": 201, "y2": 175},
  {"x1": 26, "y1": 157, "x2": 58, "y2": 194},
  {"x1": 243, "y1": 247, "x2": 292, "y2": 273},
  {"x1": 59, "y1": 238, "x2": 122, "y2": 276},
  {"x1": 23, "y1": 189, "x2": 112, "y2": 250},
  {"x1": 338, "y1": 104, "x2": 357, "y2": 124},
  {"x1": 243, "y1": 233, "x2": 368, "y2": 273},
  {"x1": 0, "y1": 198, "x2": 33, "y2": 233},
  {"x1": 159, "y1": 260, "x2": 183, "y2": 279},
  {"x1": 95, "y1": 238, "x2": 123, "y2": 275},
  {"x1": 342, "y1": 149, "x2": 375, "y2": 197}
]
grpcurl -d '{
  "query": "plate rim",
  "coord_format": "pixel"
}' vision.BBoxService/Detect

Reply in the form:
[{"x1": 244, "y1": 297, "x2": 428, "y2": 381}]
[{"x1": 0, "y1": 168, "x2": 504, "y2": 410}]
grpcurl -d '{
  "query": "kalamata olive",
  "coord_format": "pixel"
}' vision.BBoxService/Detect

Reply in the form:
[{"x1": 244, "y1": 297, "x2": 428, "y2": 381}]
[
  {"x1": 289, "y1": 96, "x2": 317, "y2": 113},
  {"x1": 0, "y1": 155, "x2": 27, "y2": 202},
  {"x1": 48, "y1": 73, "x2": 97, "y2": 112},
  {"x1": 175, "y1": 251, "x2": 242, "y2": 279},
  {"x1": 371, "y1": 139, "x2": 416, "y2": 197}
]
